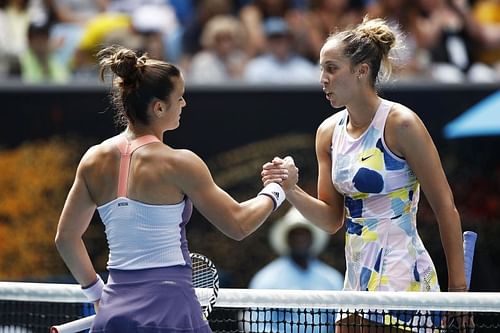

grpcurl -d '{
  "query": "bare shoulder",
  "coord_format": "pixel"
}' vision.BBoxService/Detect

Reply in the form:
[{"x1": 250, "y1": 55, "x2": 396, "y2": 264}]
[
  {"x1": 316, "y1": 111, "x2": 344, "y2": 152},
  {"x1": 317, "y1": 112, "x2": 341, "y2": 138},
  {"x1": 166, "y1": 148, "x2": 203, "y2": 168},
  {"x1": 386, "y1": 102, "x2": 422, "y2": 133},
  {"x1": 79, "y1": 142, "x2": 113, "y2": 168},
  {"x1": 386, "y1": 102, "x2": 429, "y2": 157},
  {"x1": 156, "y1": 147, "x2": 207, "y2": 178},
  {"x1": 159, "y1": 148, "x2": 215, "y2": 191}
]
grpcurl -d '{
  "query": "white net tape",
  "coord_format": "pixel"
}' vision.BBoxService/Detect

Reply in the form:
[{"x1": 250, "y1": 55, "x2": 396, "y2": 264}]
[{"x1": 1, "y1": 282, "x2": 499, "y2": 312}]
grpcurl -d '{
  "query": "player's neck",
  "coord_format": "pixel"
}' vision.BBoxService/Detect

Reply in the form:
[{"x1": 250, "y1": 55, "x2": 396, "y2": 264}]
[{"x1": 346, "y1": 93, "x2": 380, "y2": 129}]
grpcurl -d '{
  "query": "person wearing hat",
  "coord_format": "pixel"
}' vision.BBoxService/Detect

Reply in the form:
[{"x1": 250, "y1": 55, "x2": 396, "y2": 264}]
[
  {"x1": 249, "y1": 206, "x2": 344, "y2": 290},
  {"x1": 246, "y1": 207, "x2": 343, "y2": 333}
]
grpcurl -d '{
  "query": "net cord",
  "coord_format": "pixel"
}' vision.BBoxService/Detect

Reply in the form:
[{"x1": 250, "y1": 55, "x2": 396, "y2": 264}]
[{"x1": 1, "y1": 282, "x2": 499, "y2": 312}]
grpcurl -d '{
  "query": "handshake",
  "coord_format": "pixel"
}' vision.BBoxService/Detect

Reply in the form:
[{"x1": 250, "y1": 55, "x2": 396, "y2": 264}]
[{"x1": 261, "y1": 156, "x2": 299, "y2": 192}]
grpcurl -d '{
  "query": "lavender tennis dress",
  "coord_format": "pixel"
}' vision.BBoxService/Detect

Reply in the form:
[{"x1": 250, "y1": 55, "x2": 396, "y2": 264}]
[{"x1": 90, "y1": 134, "x2": 212, "y2": 333}]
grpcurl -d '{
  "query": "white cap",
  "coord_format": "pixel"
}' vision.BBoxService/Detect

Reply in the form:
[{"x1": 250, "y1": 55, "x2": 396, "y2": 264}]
[
  {"x1": 269, "y1": 207, "x2": 329, "y2": 256},
  {"x1": 132, "y1": 4, "x2": 179, "y2": 35}
]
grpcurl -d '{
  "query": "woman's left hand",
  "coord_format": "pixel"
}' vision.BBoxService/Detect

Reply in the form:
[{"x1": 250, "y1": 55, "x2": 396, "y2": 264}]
[{"x1": 261, "y1": 157, "x2": 288, "y2": 186}]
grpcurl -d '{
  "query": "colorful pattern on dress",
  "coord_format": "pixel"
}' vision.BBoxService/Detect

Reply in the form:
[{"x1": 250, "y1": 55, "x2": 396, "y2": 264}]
[{"x1": 331, "y1": 99, "x2": 441, "y2": 332}]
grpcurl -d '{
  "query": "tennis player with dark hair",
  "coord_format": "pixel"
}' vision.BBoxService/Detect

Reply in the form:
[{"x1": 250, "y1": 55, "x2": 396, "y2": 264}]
[
  {"x1": 262, "y1": 17, "x2": 468, "y2": 332},
  {"x1": 54, "y1": 45, "x2": 294, "y2": 332}
]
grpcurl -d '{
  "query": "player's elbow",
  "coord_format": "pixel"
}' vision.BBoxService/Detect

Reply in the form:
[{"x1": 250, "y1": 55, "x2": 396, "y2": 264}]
[
  {"x1": 222, "y1": 229, "x2": 246, "y2": 241},
  {"x1": 323, "y1": 224, "x2": 342, "y2": 235},
  {"x1": 323, "y1": 216, "x2": 344, "y2": 234},
  {"x1": 435, "y1": 204, "x2": 461, "y2": 223},
  {"x1": 54, "y1": 232, "x2": 66, "y2": 250},
  {"x1": 229, "y1": 223, "x2": 250, "y2": 241},
  {"x1": 213, "y1": 216, "x2": 248, "y2": 241},
  {"x1": 228, "y1": 217, "x2": 256, "y2": 241},
  {"x1": 431, "y1": 196, "x2": 460, "y2": 221},
  {"x1": 224, "y1": 206, "x2": 263, "y2": 241},
  {"x1": 231, "y1": 232, "x2": 247, "y2": 241},
  {"x1": 54, "y1": 230, "x2": 76, "y2": 252}
]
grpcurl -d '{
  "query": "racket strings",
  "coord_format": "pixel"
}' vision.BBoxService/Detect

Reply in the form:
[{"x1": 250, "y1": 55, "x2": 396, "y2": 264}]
[
  {"x1": 191, "y1": 256, "x2": 219, "y2": 314},
  {"x1": 192, "y1": 264, "x2": 214, "y2": 288}
]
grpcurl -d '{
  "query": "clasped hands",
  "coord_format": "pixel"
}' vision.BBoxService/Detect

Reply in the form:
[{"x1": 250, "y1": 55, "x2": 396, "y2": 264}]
[{"x1": 261, "y1": 156, "x2": 299, "y2": 191}]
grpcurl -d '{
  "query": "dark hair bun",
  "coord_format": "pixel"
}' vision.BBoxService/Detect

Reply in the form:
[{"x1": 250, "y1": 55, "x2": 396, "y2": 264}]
[{"x1": 97, "y1": 45, "x2": 147, "y2": 86}]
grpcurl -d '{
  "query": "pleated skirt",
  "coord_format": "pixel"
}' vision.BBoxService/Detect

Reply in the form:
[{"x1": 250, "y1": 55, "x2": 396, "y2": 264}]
[{"x1": 90, "y1": 265, "x2": 212, "y2": 333}]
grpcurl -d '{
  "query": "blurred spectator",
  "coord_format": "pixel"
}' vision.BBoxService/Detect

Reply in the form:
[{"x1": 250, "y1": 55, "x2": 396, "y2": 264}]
[
  {"x1": 413, "y1": 0, "x2": 498, "y2": 82},
  {"x1": 48, "y1": 0, "x2": 106, "y2": 68},
  {"x1": 0, "y1": 0, "x2": 46, "y2": 77},
  {"x1": 130, "y1": 3, "x2": 180, "y2": 61},
  {"x1": 180, "y1": 0, "x2": 234, "y2": 72},
  {"x1": 366, "y1": 0, "x2": 413, "y2": 24},
  {"x1": 70, "y1": 3, "x2": 180, "y2": 79},
  {"x1": 100, "y1": 0, "x2": 168, "y2": 15},
  {"x1": 104, "y1": 0, "x2": 181, "y2": 62},
  {"x1": 249, "y1": 206, "x2": 344, "y2": 289},
  {"x1": 19, "y1": 21, "x2": 69, "y2": 82},
  {"x1": 239, "y1": 0, "x2": 303, "y2": 58},
  {"x1": 50, "y1": 0, "x2": 105, "y2": 23},
  {"x1": 70, "y1": 12, "x2": 133, "y2": 78},
  {"x1": 0, "y1": 0, "x2": 498, "y2": 84},
  {"x1": 168, "y1": 0, "x2": 195, "y2": 26},
  {"x1": 366, "y1": 0, "x2": 429, "y2": 79},
  {"x1": 76, "y1": 1, "x2": 181, "y2": 63},
  {"x1": 187, "y1": 15, "x2": 248, "y2": 84},
  {"x1": 243, "y1": 17, "x2": 318, "y2": 84},
  {"x1": 469, "y1": 0, "x2": 500, "y2": 74},
  {"x1": 303, "y1": 0, "x2": 363, "y2": 62},
  {"x1": 247, "y1": 207, "x2": 344, "y2": 332}
]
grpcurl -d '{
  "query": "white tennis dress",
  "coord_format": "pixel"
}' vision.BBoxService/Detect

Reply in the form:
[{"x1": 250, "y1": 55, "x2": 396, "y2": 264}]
[{"x1": 331, "y1": 99, "x2": 441, "y2": 331}]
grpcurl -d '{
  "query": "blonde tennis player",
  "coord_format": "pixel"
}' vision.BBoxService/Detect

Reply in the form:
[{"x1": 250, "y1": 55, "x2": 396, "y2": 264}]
[
  {"x1": 55, "y1": 45, "x2": 295, "y2": 333},
  {"x1": 262, "y1": 17, "x2": 468, "y2": 333}
]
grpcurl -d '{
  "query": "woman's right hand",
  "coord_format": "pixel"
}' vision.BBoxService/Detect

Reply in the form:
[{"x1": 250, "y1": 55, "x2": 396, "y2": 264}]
[{"x1": 261, "y1": 156, "x2": 298, "y2": 191}]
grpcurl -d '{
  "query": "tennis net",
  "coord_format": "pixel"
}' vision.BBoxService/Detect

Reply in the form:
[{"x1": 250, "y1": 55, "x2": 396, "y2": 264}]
[{"x1": 1, "y1": 282, "x2": 499, "y2": 332}]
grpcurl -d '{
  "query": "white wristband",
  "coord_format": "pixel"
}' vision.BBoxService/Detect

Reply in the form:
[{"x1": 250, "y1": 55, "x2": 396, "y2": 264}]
[
  {"x1": 81, "y1": 274, "x2": 104, "y2": 302},
  {"x1": 258, "y1": 182, "x2": 286, "y2": 211}
]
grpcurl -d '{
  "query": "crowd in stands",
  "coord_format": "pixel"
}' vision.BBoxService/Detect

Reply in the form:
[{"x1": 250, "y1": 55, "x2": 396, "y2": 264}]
[{"x1": 0, "y1": 0, "x2": 499, "y2": 84}]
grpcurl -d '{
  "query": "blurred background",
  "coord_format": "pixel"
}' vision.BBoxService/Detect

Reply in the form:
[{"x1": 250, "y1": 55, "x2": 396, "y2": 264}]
[{"x1": 0, "y1": 0, "x2": 498, "y2": 292}]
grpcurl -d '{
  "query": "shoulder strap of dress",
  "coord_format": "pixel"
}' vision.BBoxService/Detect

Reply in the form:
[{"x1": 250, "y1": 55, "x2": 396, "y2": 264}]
[
  {"x1": 372, "y1": 99, "x2": 394, "y2": 130},
  {"x1": 116, "y1": 134, "x2": 162, "y2": 197},
  {"x1": 331, "y1": 109, "x2": 347, "y2": 145}
]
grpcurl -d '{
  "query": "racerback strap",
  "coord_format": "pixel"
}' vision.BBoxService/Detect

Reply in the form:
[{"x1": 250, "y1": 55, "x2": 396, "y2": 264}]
[{"x1": 116, "y1": 134, "x2": 162, "y2": 197}]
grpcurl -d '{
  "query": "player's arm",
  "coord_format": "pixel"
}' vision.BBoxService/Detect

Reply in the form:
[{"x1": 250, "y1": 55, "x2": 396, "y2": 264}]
[
  {"x1": 286, "y1": 116, "x2": 345, "y2": 234},
  {"x1": 172, "y1": 149, "x2": 292, "y2": 241},
  {"x1": 55, "y1": 147, "x2": 100, "y2": 290},
  {"x1": 386, "y1": 104, "x2": 466, "y2": 291}
]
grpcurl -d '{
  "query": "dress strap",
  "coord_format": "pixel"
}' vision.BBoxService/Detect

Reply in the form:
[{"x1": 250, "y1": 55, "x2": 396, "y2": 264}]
[
  {"x1": 116, "y1": 134, "x2": 162, "y2": 197},
  {"x1": 331, "y1": 109, "x2": 347, "y2": 147},
  {"x1": 372, "y1": 98, "x2": 394, "y2": 131}
]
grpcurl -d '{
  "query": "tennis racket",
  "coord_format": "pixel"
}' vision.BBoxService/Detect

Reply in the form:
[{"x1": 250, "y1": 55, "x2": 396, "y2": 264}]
[
  {"x1": 190, "y1": 252, "x2": 220, "y2": 318},
  {"x1": 463, "y1": 231, "x2": 477, "y2": 290},
  {"x1": 50, "y1": 252, "x2": 219, "y2": 333},
  {"x1": 445, "y1": 230, "x2": 477, "y2": 332}
]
